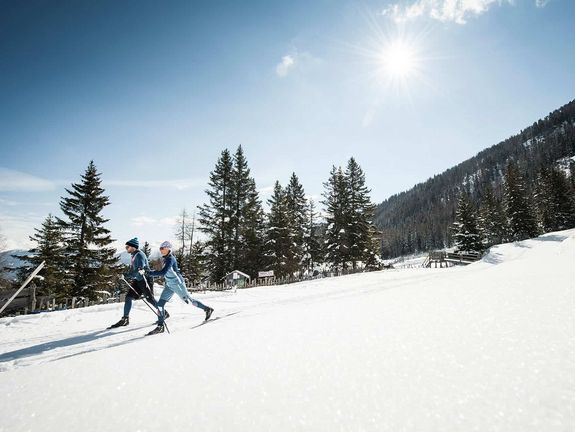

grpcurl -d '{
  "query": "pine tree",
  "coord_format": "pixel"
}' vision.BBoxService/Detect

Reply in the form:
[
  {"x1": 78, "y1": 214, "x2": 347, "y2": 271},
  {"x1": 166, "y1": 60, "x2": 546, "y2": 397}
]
[
  {"x1": 536, "y1": 167, "x2": 575, "y2": 232},
  {"x1": 285, "y1": 173, "x2": 307, "y2": 276},
  {"x1": 302, "y1": 199, "x2": 323, "y2": 274},
  {"x1": 265, "y1": 182, "x2": 292, "y2": 278},
  {"x1": 239, "y1": 178, "x2": 266, "y2": 279},
  {"x1": 21, "y1": 215, "x2": 69, "y2": 299},
  {"x1": 188, "y1": 240, "x2": 207, "y2": 286},
  {"x1": 503, "y1": 161, "x2": 539, "y2": 241},
  {"x1": 478, "y1": 185, "x2": 508, "y2": 248},
  {"x1": 57, "y1": 161, "x2": 120, "y2": 299},
  {"x1": 345, "y1": 158, "x2": 378, "y2": 269},
  {"x1": 452, "y1": 191, "x2": 483, "y2": 253},
  {"x1": 322, "y1": 166, "x2": 350, "y2": 272},
  {"x1": 198, "y1": 150, "x2": 234, "y2": 282},
  {"x1": 229, "y1": 146, "x2": 265, "y2": 277}
]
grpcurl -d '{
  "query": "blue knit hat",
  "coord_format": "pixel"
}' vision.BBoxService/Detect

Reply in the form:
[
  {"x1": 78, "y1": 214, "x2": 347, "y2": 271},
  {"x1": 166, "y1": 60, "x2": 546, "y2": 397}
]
[{"x1": 125, "y1": 237, "x2": 139, "y2": 249}]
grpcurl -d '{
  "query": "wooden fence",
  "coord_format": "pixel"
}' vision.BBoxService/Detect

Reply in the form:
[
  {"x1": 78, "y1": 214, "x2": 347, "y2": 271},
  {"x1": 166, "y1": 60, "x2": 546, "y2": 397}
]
[
  {"x1": 1, "y1": 267, "x2": 381, "y2": 317},
  {"x1": 423, "y1": 251, "x2": 482, "y2": 268}
]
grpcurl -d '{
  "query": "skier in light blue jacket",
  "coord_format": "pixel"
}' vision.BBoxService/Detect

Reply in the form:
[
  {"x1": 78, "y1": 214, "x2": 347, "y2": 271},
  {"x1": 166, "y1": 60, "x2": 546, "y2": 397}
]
[{"x1": 145, "y1": 241, "x2": 213, "y2": 335}]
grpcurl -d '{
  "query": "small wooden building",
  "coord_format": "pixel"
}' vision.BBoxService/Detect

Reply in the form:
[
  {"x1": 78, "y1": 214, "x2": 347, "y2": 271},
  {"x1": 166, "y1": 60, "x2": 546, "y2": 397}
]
[{"x1": 223, "y1": 270, "x2": 251, "y2": 288}]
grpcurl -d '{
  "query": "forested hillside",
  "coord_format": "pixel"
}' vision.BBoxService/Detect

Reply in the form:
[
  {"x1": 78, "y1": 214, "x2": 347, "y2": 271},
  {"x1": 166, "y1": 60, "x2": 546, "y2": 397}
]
[{"x1": 376, "y1": 99, "x2": 575, "y2": 258}]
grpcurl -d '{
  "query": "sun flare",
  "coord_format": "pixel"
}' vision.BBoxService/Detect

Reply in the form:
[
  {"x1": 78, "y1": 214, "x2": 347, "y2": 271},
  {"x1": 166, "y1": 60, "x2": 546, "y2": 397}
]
[{"x1": 381, "y1": 40, "x2": 417, "y2": 79}]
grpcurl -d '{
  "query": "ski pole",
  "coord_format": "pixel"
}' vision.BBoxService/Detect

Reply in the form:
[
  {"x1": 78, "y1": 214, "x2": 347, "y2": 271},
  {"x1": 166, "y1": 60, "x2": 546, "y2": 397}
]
[
  {"x1": 141, "y1": 274, "x2": 171, "y2": 334},
  {"x1": 120, "y1": 276, "x2": 159, "y2": 313},
  {"x1": 120, "y1": 276, "x2": 164, "y2": 321}
]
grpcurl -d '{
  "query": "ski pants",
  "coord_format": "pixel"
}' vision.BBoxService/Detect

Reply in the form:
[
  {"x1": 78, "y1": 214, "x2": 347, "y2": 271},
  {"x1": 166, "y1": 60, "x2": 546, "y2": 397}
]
[
  {"x1": 156, "y1": 287, "x2": 208, "y2": 324},
  {"x1": 123, "y1": 278, "x2": 158, "y2": 317}
]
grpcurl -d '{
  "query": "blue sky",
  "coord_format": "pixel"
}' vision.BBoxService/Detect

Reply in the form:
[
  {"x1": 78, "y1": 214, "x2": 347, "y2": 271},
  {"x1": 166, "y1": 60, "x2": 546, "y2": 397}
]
[{"x1": 1, "y1": 0, "x2": 574, "y2": 251}]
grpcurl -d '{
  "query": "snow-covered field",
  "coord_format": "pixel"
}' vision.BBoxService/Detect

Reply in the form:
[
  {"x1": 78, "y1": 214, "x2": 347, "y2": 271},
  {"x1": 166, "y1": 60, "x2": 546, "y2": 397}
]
[{"x1": 1, "y1": 230, "x2": 575, "y2": 432}]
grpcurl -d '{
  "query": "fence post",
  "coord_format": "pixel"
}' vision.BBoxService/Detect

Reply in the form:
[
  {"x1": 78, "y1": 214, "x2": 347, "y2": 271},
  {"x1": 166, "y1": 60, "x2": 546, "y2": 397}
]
[{"x1": 0, "y1": 261, "x2": 45, "y2": 315}]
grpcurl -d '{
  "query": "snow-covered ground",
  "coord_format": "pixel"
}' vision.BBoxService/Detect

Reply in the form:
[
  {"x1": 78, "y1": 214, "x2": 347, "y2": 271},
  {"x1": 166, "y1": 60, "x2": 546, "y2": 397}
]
[{"x1": 1, "y1": 230, "x2": 575, "y2": 432}]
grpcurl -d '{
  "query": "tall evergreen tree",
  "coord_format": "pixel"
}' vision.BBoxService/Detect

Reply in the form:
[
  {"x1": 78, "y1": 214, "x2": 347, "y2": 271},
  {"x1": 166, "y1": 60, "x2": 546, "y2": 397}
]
[
  {"x1": 345, "y1": 158, "x2": 378, "y2": 269},
  {"x1": 239, "y1": 177, "x2": 266, "y2": 279},
  {"x1": 536, "y1": 167, "x2": 575, "y2": 232},
  {"x1": 452, "y1": 191, "x2": 483, "y2": 253},
  {"x1": 229, "y1": 145, "x2": 265, "y2": 277},
  {"x1": 285, "y1": 173, "x2": 307, "y2": 275},
  {"x1": 198, "y1": 150, "x2": 234, "y2": 282},
  {"x1": 478, "y1": 185, "x2": 508, "y2": 248},
  {"x1": 57, "y1": 161, "x2": 120, "y2": 299},
  {"x1": 503, "y1": 161, "x2": 539, "y2": 241},
  {"x1": 265, "y1": 182, "x2": 292, "y2": 278},
  {"x1": 302, "y1": 199, "x2": 323, "y2": 274},
  {"x1": 21, "y1": 214, "x2": 69, "y2": 298},
  {"x1": 322, "y1": 166, "x2": 350, "y2": 272}
]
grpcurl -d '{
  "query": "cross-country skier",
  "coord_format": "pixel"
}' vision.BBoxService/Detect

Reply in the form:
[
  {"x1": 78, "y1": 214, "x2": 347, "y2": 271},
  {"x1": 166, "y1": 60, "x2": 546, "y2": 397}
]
[
  {"x1": 145, "y1": 241, "x2": 213, "y2": 335},
  {"x1": 108, "y1": 237, "x2": 159, "y2": 329}
]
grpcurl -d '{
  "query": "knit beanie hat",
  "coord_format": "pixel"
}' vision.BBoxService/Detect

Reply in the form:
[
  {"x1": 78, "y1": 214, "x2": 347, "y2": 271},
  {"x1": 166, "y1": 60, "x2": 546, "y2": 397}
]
[
  {"x1": 125, "y1": 237, "x2": 139, "y2": 249},
  {"x1": 160, "y1": 241, "x2": 172, "y2": 250}
]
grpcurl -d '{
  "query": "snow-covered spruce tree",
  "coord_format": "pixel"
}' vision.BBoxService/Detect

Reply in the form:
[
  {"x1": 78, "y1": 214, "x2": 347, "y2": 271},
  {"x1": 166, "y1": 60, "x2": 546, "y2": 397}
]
[
  {"x1": 302, "y1": 199, "x2": 323, "y2": 274},
  {"x1": 57, "y1": 161, "x2": 120, "y2": 299},
  {"x1": 478, "y1": 185, "x2": 508, "y2": 248},
  {"x1": 20, "y1": 214, "x2": 70, "y2": 299},
  {"x1": 265, "y1": 181, "x2": 293, "y2": 278},
  {"x1": 285, "y1": 173, "x2": 307, "y2": 276},
  {"x1": 536, "y1": 167, "x2": 575, "y2": 232},
  {"x1": 345, "y1": 157, "x2": 378, "y2": 269},
  {"x1": 322, "y1": 166, "x2": 350, "y2": 272},
  {"x1": 452, "y1": 191, "x2": 484, "y2": 253},
  {"x1": 238, "y1": 177, "x2": 266, "y2": 279},
  {"x1": 198, "y1": 149, "x2": 234, "y2": 283},
  {"x1": 503, "y1": 161, "x2": 539, "y2": 241},
  {"x1": 230, "y1": 145, "x2": 265, "y2": 278}
]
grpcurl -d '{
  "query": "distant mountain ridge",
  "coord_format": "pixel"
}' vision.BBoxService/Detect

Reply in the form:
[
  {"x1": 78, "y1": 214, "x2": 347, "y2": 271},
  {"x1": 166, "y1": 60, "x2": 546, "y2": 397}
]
[{"x1": 375, "y1": 98, "x2": 575, "y2": 258}]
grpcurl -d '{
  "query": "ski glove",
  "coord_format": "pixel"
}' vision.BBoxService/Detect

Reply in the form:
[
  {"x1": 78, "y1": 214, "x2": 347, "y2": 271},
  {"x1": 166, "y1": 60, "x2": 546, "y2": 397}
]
[{"x1": 138, "y1": 269, "x2": 146, "y2": 275}]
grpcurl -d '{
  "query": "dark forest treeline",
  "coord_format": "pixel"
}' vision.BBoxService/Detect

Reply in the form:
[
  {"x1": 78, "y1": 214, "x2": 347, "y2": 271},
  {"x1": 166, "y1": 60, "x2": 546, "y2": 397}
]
[{"x1": 376, "y1": 98, "x2": 575, "y2": 258}]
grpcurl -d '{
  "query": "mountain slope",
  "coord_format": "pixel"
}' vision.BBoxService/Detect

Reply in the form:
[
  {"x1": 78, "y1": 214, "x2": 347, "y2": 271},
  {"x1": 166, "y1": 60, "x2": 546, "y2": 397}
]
[
  {"x1": 376, "y1": 98, "x2": 575, "y2": 258},
  {"x1": 1, "y1": 229, "x2": 574, "y2": 431}
]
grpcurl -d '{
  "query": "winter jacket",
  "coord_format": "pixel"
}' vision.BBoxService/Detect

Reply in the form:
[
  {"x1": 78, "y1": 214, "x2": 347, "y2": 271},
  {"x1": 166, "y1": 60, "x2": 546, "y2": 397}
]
[
  {"x1": 148, "y1": 252, "x2": 190, "y2": 302},
  {"x1": 124, "y1": 249, "x2": 150, "y2": 281}
]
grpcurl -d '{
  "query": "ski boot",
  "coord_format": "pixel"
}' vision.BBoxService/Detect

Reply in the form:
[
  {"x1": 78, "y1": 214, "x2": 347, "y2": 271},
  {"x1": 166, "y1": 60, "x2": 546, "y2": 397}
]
[
  {"x1": 147, "y1": 324, "x2": 165, "y2": 336},
  {"x1": 108, "y1": 316, "x2": 129, "y2": 329},
  {"x1": 205, "y1": 307, "x2": 214, "y2": 321}
]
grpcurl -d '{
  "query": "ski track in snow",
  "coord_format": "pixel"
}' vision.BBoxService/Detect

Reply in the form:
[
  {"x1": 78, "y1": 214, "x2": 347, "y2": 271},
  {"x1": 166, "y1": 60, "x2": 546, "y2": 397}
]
[{"x1": 1, "y1": 230, "x2": 575, "y2": 431}]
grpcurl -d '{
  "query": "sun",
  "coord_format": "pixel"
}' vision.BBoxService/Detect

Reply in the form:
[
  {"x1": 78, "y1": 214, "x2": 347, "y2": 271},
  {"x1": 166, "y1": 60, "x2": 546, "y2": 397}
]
[{"x1": 380, "y1": 40, "x2": 418, "y2": 79}]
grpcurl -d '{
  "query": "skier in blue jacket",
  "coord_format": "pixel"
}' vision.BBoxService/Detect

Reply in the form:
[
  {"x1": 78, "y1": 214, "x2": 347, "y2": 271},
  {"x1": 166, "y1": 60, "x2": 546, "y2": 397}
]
[
  {"x1": 109, "y1": 237, "x2": 158, "y2": 329},
  {"x1": 145, "y1": 241, "x2": 213, "y2": 335}
]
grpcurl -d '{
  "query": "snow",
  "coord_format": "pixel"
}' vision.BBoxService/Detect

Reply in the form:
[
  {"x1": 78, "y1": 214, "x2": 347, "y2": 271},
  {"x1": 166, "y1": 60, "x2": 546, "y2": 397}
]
[{"x1": 1, "y1": 230, "x2": 575, "y2": 431}]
